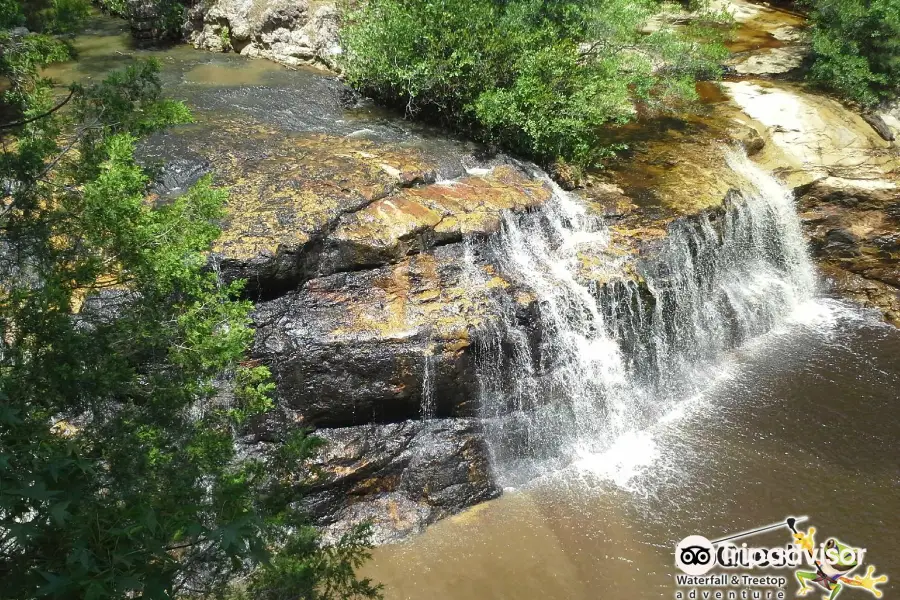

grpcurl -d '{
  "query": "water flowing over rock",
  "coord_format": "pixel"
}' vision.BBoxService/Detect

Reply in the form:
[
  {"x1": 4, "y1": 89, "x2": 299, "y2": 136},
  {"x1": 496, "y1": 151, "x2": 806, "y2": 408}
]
[
  {"x1": 720, "y1": 73, "x2": 899, "y2": 326},
  {"x1": 472, "y1": 152, "x2": 818, "y2": 484},
  {"x1": 43, "y1": 6, "x2": 900, "y2": 552}
]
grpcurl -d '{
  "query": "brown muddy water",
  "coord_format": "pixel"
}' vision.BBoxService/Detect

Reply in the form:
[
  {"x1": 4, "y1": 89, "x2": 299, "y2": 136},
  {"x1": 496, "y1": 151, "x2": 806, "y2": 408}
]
[
  {"x1": 41, "y1": 14, "x2": 298, "y2": 87},
  {"x1": 363, "y1": 310, "x2": 900, "y2": 599},
  {"x1": 44, "y1": 14, "x2": 900, "y2": 600},
  {"x1": 724, "y1": 1, "x2": 806, "y2": 54}
]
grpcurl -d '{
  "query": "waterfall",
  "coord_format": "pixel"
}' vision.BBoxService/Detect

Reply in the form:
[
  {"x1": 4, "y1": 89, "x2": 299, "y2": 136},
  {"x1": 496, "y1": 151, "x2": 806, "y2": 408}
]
[
  {"x1": 472, "y1": 150, "x2": 817, "y2": 485},
  {"x1": 421, "y1": 346, "x2": 436, "y2": 419}
]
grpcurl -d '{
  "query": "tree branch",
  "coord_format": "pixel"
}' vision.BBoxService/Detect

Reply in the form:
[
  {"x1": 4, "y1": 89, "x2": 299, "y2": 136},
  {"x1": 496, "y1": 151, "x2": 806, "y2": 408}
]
[{"x1": 0, "y1": 89, "x2": 76, "y2": 130}]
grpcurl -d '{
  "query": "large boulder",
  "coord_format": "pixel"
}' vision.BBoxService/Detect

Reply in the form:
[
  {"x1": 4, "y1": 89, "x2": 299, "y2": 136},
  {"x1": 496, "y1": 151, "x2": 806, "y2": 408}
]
[
  {"x1": 251, "y1": 243, "x2": 537, "y2": 426},
  {"x1": 302, "y1": 419, "x2": 501, "y2": 544},
  {"x1": 798, "y1": 177, "x2": 900, "y2": 325},
  {"x1": 186, "y1": 0, "x2": 342, "y2": 69}
]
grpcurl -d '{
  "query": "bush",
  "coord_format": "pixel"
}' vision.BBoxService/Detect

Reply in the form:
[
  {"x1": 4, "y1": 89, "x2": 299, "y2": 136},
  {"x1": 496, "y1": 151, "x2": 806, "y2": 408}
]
[
  {"x1": 341, "y1": 0, "x2": 729, "y2": 169},
  {"x1": 95, "y1": 0, "x2": 129, "y2": 17},
  {"x1": 805, "y1": 0, "x2": 900, "y2": 106},
  {"x1": 96, "y1": 0, "x2": 187, "y2": 42}
]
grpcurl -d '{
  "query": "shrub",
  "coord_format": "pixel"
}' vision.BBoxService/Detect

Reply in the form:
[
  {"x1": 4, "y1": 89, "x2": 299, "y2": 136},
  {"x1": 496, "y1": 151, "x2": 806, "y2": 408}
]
[
  {"x1": 805, "y1": 0, "x2": 900, "y2": 106},
  {"x1": 95, "y1": 0, "x2": 129, "y2": 16},
  {"x1": 341, "y1": 0, "x2": 729, "y2": 169}
]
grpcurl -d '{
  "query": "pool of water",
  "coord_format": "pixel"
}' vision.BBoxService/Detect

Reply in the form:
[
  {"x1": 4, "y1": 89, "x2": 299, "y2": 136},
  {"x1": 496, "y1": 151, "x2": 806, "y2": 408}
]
[{"x1": 362, "y1": 303, "x2": 900, "y2": 599}]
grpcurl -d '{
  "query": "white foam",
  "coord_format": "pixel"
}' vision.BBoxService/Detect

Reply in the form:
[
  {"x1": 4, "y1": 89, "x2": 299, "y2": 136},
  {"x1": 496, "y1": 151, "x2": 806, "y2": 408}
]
[
  {"x1": 473, "y1": 150, "x2": 841, "y2": 489},
  {"x1": 572, "y1": 430, "x2": 660, "y2": 488}
]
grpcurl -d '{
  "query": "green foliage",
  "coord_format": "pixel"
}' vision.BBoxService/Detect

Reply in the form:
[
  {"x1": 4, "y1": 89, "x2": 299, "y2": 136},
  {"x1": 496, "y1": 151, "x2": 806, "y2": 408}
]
[
  {"x1": 157, "y1": 0, "x2": 188, "y2": 41},
  {"x1": 95, "y1": 0, "x2": 187, "y2": 41},
  {"x1": 220, "y1": 23, "x2": 231, "y2": 51},
  {"x1": 236, "y1": 525, "x2": 382, "y2": 600},
  {"x1": 1, "y1": 5, "x2": 381, "y2": 598},
  {"x1": 804, "y1": 0, "x2": 900, "y2": 106},
  {"x1": 11, "y1": 0, "x2": 90, "y2": 33},
  {"x1": 69, "y1": 59, "x2": 194, "y2": 178},
  {"x1": 0, "y1": 0, "x2": 25, "y2": 28},
  {"x1": 95, "y1": 0, "x2": 129, "y2": 17},
  {"x1": 341, "y1": 0, "x2": 729, "y2": 169}
]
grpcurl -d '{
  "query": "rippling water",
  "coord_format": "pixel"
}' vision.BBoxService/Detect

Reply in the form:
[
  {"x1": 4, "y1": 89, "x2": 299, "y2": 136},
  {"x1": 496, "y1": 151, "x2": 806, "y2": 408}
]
[{"x1": 364, "y1": 307, "x2": 900, "y2": 599}]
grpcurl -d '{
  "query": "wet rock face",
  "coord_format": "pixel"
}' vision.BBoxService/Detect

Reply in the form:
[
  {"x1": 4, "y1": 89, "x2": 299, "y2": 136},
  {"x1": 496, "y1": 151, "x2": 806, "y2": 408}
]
[
  {"x1": 146, "y1": 113, "x2": 549, "y2": 537},
  {"x1": 251, "y1": 245, "x2": 496, "y2": 427},
  {"x1": 137, "y1": 67, "x2": 552, "y2": 538},
  {"x1": 798, "y1": 178, "x2": 900, "y2": 325},
  {"x1": 143, "y1": 120, "x2": 550, "y2": 296},
  {"x1": 185, "y1": 0, "x2": 341, "y2": 69},
  {"x1": 303, "y1": 419, "x2": 501, "y2": 544},
  {"x1": 250, "y1": 239, "x2": 542, "y2": 427}
]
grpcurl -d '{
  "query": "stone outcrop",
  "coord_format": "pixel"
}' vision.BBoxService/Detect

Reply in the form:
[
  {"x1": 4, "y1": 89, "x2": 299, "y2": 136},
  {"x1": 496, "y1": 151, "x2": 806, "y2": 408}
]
[
  {"x1": 131, "y1": 0, "x2": 900, "y2": 539},
  {"x1": 126, "y1": 0, "x2": 165, "y2": 44},
  {"x1": 729, "y1": 46, "x2": 807, "y2": 76},
  {"x1": 141, "y1": 102, "x2": 553, "y2": 536},
  {"x1": 304, "y1": 419, "x2": 500, "y2": 544},
  {"x1": 185, "y1": 0, "x2": 341, "y2": 69},
  {"x1": 723, "y1": 81, "x2": 897, "y2": 187},
  {"x1": 798, "y1": 177, "x2": 900, "y2": 325},
  {"x1": 252, "y1": 244, "x2": 521, "y2": 427},
  {"x1": 715, "y1": 0, "x2": 809, "y2": 76},
  {"x1": 720, "y1": 72, "x2": 899, "y2": 326},
  {"x1": 875, "y1": 100, "x2": 900, "y2": 142},
  {"x1": 724, "y1": 83, "x2": 900, "y2": 325}
]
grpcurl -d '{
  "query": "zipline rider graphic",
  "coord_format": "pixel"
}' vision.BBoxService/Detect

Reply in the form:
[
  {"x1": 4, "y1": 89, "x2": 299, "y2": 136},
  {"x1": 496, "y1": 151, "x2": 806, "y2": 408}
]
[{"x1": 786, "y1": 518, "x2": 886, "y2": 600}]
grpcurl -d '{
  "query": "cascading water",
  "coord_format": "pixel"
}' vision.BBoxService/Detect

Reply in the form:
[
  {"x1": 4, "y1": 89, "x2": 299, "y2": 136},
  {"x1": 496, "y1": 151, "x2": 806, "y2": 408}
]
[{"x1": 471, "y1": 150, "x2": 818, "y2": 486}]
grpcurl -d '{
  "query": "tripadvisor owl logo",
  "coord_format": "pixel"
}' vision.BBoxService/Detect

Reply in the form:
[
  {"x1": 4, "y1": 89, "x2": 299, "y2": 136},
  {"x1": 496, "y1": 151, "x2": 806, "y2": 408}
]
[{"x1": 673, "y1": 517, "x2": 888, "y2": 600}]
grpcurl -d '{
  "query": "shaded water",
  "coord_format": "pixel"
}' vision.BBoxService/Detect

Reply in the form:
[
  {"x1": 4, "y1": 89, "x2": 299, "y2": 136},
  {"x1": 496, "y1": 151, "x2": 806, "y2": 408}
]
[
  {"x1": 41, "y1": 13, "x2": 507, "y2": 182},
  {"x1": 724, "y1": 0, "x2": 806, "y2": 54}
]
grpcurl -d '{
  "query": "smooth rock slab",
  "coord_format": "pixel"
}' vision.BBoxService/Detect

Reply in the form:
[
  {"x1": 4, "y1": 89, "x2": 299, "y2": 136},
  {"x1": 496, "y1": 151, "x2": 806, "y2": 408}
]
[
  {"x1": 723, "y1": 81, "x2": 896, "y2": 184},
  {"x1": 729, "y1": 46, "x2": 808, "y2": 75},
  {"x1": 323, "y1": 166, "x2": 552, "y2": 273}
]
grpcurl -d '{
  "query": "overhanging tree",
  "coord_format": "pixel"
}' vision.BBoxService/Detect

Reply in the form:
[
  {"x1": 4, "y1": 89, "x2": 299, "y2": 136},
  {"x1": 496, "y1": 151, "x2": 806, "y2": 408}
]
[{"x1": 0, "y1": 4, "x2": 380, "y2": 598}]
